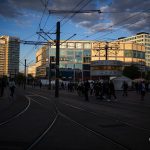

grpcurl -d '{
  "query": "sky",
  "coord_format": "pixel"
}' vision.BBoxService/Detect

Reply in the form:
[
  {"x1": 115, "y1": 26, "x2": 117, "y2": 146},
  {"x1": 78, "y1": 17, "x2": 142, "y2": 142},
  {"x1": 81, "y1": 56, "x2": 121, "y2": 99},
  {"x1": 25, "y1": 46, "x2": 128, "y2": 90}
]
[{"x1": 0, "y1": 0, "x2": 150, "y2": 71}]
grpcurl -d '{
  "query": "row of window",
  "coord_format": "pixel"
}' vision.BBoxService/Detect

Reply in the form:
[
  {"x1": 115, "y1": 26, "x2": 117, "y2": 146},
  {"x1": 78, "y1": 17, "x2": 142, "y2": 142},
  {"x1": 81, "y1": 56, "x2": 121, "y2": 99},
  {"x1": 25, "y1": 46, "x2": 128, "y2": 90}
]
[
  {"x1": 51, "y1": 42, "x2": 92, "y2": 49},
  {"x1": 52, "y1": 63, "x2": 90, "y2": 70},
  {"x1": 124, "y1": 50, "x2": 145, "y2": 59},
  {"x1": 49, "y1": 49, "x2": 91, "y2": 57}
]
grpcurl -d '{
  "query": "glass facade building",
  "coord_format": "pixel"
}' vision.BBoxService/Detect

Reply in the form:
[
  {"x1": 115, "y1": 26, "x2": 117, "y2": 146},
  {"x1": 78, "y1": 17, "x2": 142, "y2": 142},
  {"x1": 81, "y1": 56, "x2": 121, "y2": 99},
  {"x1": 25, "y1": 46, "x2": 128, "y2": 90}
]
[
  {"x1": 36, "y1": 41, "x2": 92, "y2": 81},
  {"x1": 36, "y1": 40, "x2": 146, "y2": 80}
]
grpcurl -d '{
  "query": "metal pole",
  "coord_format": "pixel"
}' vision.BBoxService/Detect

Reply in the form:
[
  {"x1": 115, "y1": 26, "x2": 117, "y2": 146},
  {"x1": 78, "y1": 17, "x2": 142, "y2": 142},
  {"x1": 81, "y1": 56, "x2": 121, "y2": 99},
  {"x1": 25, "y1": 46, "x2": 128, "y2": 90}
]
[
  {"x1": 74, "y1": 64, "x2": 75, "y2": 83},
  {"x1": 49, "y1": 56, "x2": 51, "y2": 90},
  {"x1": 55, "y1": 21, "x2": 60, "y2": 97},
  {"x1": 105, "y1": 44, "x2": 108, "y2": 60},
  {"x1": 24, "y1": 59, "x2": 26, "y2": 89}
]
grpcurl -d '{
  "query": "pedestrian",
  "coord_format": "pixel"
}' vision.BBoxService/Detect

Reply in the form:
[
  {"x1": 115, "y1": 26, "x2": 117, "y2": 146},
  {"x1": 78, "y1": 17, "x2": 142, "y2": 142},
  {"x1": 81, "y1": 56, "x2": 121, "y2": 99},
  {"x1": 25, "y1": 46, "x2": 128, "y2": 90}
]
[
  {"x1": 139, "y1": 81, "x2": 146, "y2": 100},
  {"x1": 0, "y1": 77, "x2": 6, "y2": 97},
  {"x1": 109, "y1": 80, "x2": 117, "y2": 101},
  {"x1": 83, "y1": 80, "x2": 90, "y2": 101},
  {"x1": 122, "y1": 81, "x2": 128, "y2": 96},
  {"x1": 39, "y1": 80, "x2": 42, "y2": 89},
  {"x1": 9, "y1": 79, "x2": 16, "y2": 97}
]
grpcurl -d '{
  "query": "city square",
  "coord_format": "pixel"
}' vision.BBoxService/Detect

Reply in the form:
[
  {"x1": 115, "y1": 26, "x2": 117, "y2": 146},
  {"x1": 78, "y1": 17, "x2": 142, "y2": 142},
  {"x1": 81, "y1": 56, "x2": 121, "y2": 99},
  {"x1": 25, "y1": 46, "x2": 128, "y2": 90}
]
[{"x1": 0, "y1": 0, "x2": 150, "y2": 149}]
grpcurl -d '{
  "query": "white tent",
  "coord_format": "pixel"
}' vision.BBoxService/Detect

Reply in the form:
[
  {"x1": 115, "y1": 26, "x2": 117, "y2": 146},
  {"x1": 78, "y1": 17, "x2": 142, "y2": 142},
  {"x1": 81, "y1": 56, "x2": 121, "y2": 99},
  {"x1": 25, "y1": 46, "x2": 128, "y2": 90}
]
[{"x1": 111, "y1": 76, "x2": 132, "y2": 90}]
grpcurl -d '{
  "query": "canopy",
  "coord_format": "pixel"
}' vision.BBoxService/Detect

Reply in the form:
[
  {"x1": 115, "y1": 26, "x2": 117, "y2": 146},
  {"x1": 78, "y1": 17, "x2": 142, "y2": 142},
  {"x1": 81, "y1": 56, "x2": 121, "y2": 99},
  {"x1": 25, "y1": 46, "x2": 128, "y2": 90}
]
[{"x1": 111, "y1": 76, "x2": 132, "y2": 90}]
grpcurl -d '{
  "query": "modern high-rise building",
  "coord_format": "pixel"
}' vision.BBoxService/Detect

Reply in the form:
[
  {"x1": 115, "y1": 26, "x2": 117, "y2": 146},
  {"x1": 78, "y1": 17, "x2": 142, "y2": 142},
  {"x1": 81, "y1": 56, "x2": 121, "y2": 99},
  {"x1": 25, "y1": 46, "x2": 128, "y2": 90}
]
[
  {"x1": 0, "y1": 36, "x2": 20, "y2": 77},
  {"x1": 116, "y1": 32, "x2": 150, "y2": 67}
]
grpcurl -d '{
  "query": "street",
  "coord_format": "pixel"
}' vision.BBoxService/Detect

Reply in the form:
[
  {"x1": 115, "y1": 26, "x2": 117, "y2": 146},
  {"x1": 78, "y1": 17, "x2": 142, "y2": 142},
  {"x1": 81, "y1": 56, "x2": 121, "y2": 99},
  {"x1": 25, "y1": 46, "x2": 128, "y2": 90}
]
[{"x1": 0, "y1": 86, "x2": 150, "y2": 150}]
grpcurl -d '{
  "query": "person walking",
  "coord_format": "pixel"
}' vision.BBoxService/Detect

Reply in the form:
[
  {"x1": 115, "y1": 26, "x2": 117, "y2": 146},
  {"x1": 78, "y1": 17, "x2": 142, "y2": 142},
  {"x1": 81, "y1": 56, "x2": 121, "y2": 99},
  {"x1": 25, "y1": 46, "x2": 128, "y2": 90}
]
[
  {"x1": 139, "y1": 81, "x2": 146, "y2": 100},
  {"x1": 84, "y1": 80, "x2": 90, "y2": 101},
  {"x1": 0, "y1": 77, "x2": 6, "y2": 97},
  {"x1": 109, "y1": 80, "x2": 117, "y2": 101},
  {"x1": 122, "y1": 81, "x2": 128, "y2": 96},
  {"x1": 9, "y1": 79, "x2": 16, "y2": 97}
]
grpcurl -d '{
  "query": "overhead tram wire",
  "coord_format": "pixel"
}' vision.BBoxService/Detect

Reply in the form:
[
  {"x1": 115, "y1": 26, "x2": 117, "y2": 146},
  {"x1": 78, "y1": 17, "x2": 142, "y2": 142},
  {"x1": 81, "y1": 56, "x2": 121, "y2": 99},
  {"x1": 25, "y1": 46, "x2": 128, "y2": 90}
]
[
  {"x1": 74, "y1": 1, "x2": 149, "y2": 41},
  {"x1": 61, "y1": 0, "x2": 93, "y2": 27},
  {"x1": 48, "y1": 0, "x2": 88, "y2": 33},
  {"x1": 94, "y1": 14, "x2": 150, "y2": 42},
  {"x1": 78, "y1": 7, "x2": 150, "y2": 41},
  {"x1": 20, "y1": 0, "x2": 49, "y2": 63},
  {"x1": 93, "y1": 10, "x2": 150, "y2": 41}
]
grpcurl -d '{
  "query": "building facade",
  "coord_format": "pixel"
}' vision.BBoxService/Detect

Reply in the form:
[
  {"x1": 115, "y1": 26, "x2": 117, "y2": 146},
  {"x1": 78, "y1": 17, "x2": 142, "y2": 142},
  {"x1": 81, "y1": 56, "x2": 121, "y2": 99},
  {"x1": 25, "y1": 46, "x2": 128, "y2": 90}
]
[
  {"x1": 92, "y1": 42, "x2": 145, "y2": 67},
  {"x1": 27, "y1": 63, "x2": 36, "y2": 77},
  {"x1": 116, "y1": 32, "x2": 150, "y2": 67},
  {"x1": 36, "y1": 41, "x2": 92, "y2": 81},
  {"x1": 0, "y1": 36, "x2": 20, "y2": 77},
  {"x1": 36, "y1": 40, "x2": 145, "y2": 80}
]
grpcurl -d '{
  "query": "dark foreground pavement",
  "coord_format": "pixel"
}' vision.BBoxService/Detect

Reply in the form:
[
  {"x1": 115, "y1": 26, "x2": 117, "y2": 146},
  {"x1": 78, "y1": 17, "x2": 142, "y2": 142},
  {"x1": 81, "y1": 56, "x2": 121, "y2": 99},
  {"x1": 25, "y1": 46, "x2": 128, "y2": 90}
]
[{"x1": 0, "y1": 86, "x2": 150, "y2": 150}]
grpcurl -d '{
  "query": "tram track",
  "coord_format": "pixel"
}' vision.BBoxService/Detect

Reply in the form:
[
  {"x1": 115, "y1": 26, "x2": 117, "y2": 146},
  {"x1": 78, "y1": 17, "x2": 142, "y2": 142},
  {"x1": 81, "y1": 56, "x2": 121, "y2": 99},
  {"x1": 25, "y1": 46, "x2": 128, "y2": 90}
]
[
  {"x1": 26, "y1": 94, "x2": 130, "y2": 150},
  {"x1": 0, "y1": 96, "x2": 30, "y2": 126},
  {"x1": 27, "y1": 89, "x2": 150, "y2": 132}
]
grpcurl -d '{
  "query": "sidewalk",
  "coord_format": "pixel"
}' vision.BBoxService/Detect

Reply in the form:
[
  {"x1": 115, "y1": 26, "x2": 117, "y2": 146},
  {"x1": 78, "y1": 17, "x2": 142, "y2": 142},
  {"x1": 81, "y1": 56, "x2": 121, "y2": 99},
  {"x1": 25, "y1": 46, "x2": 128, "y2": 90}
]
[
  {"x1": 0, "y1": 88, "x2": 12, "y2": 112},
  {"x1": 0, "y1": 87, "x2": 28, "y2": 123}
]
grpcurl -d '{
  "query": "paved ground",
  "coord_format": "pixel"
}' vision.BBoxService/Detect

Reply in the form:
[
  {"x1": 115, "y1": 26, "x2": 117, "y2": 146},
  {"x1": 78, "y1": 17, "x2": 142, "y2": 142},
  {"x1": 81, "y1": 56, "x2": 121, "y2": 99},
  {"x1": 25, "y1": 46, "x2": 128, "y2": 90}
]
[{"x1": 0, "y1": 86, "x2": 150, "y2": 150}]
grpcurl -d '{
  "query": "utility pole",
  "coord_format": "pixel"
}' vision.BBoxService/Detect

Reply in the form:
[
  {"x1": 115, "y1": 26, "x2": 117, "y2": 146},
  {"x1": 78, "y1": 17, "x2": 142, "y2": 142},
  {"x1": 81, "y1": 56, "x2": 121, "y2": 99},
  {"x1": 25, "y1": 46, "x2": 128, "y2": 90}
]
[
  {"x1": 55, "y1": 21, "x2": 60, "y2": 97},
  {"x1": 24, "y1": 59, "x2": 26, "y2": 89},
  {"x1": 105, "y1": 42, "x2": 109, "y2": 60},
  {"x1": 93, "y1": 42, "x2": 120, "y2": 60},
  {"x1": 49, "y1": 56, "x2": 51, "y2": 90}
]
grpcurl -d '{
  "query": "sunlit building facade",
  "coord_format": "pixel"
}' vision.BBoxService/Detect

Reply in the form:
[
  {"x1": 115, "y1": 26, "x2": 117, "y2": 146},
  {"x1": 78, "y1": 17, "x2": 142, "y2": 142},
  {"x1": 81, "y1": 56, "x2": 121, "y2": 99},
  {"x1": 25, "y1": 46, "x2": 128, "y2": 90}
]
[
  {"x1": 27, "y1": 63, "x2": 36, "y2": 77},
  {"x1": 91, "y1": 42, "x2": 145, "y2": 77},
  {"x1": 36, "y1": 40, "x2": 145, "y2": 80},
  {"x1": 0, "y1": 36, "x2": 20, "y2": 77},
  {"x1": 36, "y1": 41, "x2": 92, "y2": 81},
  {"x1": 92, "y1": 42, "x2": 145, "y2": 67},
  {"x1": 116, "y1": 32, "x2": 150, "y2": 67}
]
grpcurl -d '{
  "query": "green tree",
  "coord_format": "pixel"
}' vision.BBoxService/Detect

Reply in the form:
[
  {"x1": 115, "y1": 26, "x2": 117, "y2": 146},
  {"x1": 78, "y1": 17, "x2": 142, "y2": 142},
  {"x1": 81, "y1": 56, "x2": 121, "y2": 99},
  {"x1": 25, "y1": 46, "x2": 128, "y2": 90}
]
[{"x1": 123, "y1": 65, "x2": 141, "y2": 79}]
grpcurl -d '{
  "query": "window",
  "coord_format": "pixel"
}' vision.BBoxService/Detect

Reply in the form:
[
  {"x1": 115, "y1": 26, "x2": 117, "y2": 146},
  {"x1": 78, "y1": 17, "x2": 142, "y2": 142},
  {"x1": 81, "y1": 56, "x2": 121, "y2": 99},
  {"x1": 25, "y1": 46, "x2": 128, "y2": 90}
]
[
  {"x1": 67, "y1": 50, "x2": 74, "y2": 56},
  {"x1": 83, "y1": 57, "x2": 90, "y2": 63},
  {"x1": 68, "y1": 43, "x2": 75, "y2": 48},
  {"x1": 83, "y1": 49, "x2": 91, "y2": 57},
  {"x1": 76, "y1": 43, "x2": 82, "y2": 49},
  {"x1": 75, "y1": 64, "x2": 82, "y2": 69},
  {"x1": 83, "y1": 64, "x2": 90, "y2": 70},
  {"x1": 50, "y1": 49, "x2": 56, "y2": 56},
  {"x1": 124, "y1": 50, "x2": 133, "y2": 57},
  {"x1": 84, "y1": 43, "x2": 91, "y2": 49}
]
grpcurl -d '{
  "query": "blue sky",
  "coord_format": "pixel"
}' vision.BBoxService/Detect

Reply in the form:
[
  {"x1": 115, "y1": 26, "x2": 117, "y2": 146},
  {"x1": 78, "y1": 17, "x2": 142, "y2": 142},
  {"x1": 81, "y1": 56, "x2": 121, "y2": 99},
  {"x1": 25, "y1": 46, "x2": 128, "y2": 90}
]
[{"x1": 0, "y1": 0, "x2": 150, "y2": 71}]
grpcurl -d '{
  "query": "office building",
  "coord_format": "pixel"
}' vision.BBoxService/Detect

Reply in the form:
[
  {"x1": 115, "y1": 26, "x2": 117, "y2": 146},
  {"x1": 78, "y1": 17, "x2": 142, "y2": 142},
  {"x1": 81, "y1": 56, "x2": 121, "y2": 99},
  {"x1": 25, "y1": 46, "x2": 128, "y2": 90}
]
[
  {"x1": 0, "y1": 36, "x2": 20, "y2": 77},
  {"x1": 116, "y1": 32, "x2": 150, "y2": 67},
  {"x1": 36, "y1": 41, "x2": 92, "y2": 81},
  {"x1": 36, "y1": 40, "x2": 145, "y2": 80}
]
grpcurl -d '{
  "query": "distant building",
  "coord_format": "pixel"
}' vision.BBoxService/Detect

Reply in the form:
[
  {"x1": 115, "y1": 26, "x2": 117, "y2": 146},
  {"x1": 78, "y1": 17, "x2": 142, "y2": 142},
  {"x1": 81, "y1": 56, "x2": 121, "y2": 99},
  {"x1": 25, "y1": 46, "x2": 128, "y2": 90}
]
[
  {"x1": 91, "y1": 42, "x2": 145, "y2": 77},
  {"x1": 27, "y1": 63, "x2": 36, "y2": 77},
  {"x1": 92, "y1": 42, "x2": 145, "y2": 67},
  {"x1": 35, "y1": 40, "x2": 145, "y2": 80},
  {"x1": 0, "y1": 36, "x2": 20, "y2": 77},
  {"x1": 116, "y1": 32, "x2": 150, "y2": 67},
  {"x1": 36, "y1": 41, "x2": 92, "y2": 81}
]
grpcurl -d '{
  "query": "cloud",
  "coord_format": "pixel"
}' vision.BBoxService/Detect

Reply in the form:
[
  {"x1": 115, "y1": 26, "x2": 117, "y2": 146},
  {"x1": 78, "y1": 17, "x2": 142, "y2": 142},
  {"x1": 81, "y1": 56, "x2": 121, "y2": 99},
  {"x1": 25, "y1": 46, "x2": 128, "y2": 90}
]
[
  {"x1": 0, "y1": 0, "x2": 149, "y2": 34},
  {"x1": 101, "y1": 0, "x2": 150, "y2": 33}
]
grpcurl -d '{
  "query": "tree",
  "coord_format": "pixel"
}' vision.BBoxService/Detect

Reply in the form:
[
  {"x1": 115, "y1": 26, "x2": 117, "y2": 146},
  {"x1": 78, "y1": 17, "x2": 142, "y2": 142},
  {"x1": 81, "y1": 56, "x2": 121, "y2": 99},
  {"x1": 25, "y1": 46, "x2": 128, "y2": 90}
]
[{"x1": 123, "y1": 65, "x2": 141, "y2": 79}]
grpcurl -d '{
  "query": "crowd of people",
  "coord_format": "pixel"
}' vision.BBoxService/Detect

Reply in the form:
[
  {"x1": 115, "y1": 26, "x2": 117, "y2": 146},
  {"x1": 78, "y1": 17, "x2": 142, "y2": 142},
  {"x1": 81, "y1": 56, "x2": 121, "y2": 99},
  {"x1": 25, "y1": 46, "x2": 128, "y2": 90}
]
[
  {"x1": 0, "y1": 76, "x2": 149, "y2": 101},
  {"x1": 59, "y1": 79, "x2": 148, "y2": 101}
]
